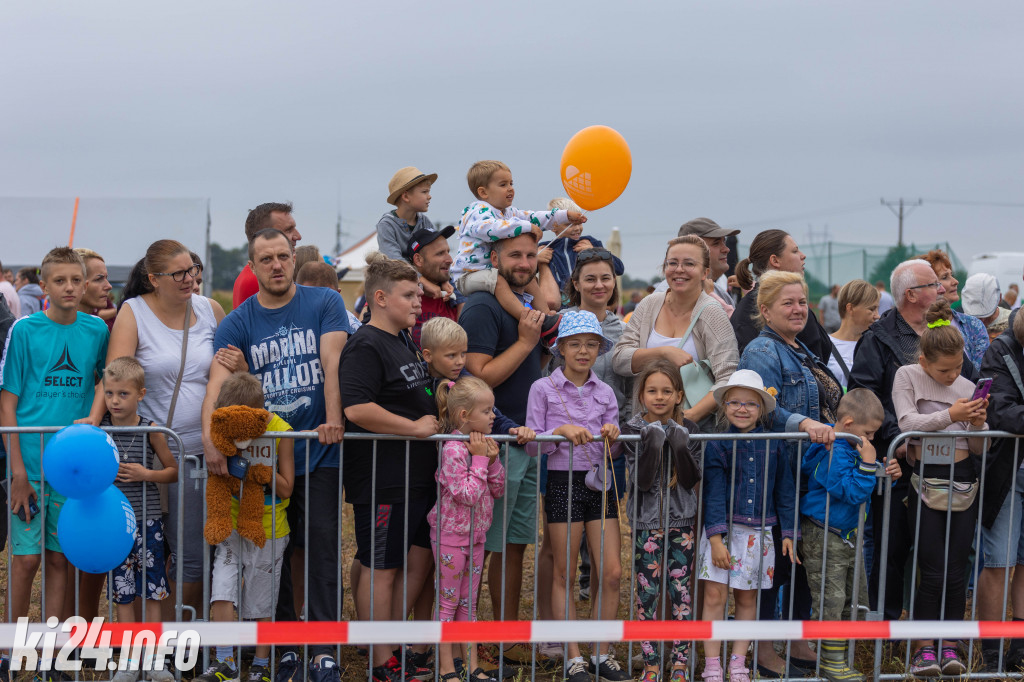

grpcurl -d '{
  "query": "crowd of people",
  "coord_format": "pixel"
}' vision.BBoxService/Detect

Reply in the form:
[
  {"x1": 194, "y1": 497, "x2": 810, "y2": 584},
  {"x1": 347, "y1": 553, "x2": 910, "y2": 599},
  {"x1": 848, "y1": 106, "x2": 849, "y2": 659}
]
[{"x1": 1, "y1": 159, "x2": 1023, "y2": 682}]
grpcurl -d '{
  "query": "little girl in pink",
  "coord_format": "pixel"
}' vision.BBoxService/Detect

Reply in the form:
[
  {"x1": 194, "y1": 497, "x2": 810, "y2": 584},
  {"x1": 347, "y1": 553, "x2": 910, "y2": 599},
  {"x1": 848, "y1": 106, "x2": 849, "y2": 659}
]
[{"x1": 427, "y1": 375, "x2": 506, "y2": 682}]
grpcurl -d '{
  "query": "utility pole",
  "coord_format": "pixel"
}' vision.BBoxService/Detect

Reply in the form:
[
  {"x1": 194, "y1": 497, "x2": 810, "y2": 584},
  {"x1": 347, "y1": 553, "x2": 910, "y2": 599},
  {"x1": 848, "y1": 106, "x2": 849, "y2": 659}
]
[{"x1": 881, "y1": 197, "x2": 922, "y2": 247}]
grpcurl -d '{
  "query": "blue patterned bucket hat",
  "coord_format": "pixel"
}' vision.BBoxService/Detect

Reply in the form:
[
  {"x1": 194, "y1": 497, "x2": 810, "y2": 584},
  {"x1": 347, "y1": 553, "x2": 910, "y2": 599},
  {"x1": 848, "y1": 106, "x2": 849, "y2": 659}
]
[{"x1": 552, "y1": 309, "x2": 614, "y2": 357}]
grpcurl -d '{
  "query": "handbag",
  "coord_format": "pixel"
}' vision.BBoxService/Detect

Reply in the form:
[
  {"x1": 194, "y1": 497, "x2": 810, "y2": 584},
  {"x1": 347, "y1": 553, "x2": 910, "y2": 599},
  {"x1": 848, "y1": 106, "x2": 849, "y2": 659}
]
[
  {"x1": 910, "y1": 473, "x2": 979, "y2": 512},
  {"x1": 677, "y1": 301, "x2": 715, "y2": 410},
  {"x1": 547, "y1": 376, "x2": 613, "y2": 493}
]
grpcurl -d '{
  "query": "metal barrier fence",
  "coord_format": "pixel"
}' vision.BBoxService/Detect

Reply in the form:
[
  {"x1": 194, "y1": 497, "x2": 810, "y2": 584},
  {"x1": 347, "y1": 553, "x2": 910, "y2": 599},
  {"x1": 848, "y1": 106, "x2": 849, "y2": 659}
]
[{"x1": 4, "y1": 426, "x2": 1024, "y2": 681}]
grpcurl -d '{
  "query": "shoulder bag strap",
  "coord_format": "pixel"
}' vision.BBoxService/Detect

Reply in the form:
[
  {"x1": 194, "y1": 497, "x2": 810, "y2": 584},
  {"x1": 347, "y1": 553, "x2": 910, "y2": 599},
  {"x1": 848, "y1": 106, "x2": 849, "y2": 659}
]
[
  {"x1": 830, "y1": 342, "x2": 851, "y2": 383},
  {"x1": 165, "y1": 297, "x2": 193, "y2": 429},
  {"x1": 1004, "y1": 353, "x2": 1024, "y2": 401},
  {"x1": 677, "y1": 300, "x2": 714, "y2": 350}
]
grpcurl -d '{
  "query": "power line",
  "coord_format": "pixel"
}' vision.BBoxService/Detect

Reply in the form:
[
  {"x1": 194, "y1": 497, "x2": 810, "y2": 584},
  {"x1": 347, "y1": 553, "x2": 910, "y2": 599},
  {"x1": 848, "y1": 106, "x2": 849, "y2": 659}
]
[
  {"x1": 728, "y1": 201, "x2": 877, "y2": 228},
  {"x1": 923, "y1": 198, "x2": 1024, "y2": 208}
]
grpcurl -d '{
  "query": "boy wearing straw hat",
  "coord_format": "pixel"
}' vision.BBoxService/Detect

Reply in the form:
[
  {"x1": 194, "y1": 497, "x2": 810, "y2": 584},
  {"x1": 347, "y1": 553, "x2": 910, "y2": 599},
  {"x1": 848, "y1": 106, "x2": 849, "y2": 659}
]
[{"x1": 377, "y1": 166, "x2": 459, "y2": 304}]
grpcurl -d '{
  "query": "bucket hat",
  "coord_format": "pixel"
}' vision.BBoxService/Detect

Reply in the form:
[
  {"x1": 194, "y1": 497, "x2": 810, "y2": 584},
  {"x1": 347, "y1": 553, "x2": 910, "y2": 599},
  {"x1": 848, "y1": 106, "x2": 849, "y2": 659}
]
[{"x1": 552, "y1": 309, "x2": 613, "y2": 358}]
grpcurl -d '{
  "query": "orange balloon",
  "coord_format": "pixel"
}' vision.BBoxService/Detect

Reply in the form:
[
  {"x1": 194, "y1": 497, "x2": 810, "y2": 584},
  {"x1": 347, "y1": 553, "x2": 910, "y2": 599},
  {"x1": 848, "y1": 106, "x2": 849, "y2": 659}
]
[{"x1": 560, "y1": 125, "x2": 632, "y2": 211}]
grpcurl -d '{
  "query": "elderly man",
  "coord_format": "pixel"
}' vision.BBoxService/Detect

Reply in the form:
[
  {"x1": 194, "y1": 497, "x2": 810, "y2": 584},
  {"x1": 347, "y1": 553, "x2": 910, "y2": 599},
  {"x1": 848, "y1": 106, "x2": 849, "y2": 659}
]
[{"x1": 849, "y1": 259, "x2": 977, "y2": 621}]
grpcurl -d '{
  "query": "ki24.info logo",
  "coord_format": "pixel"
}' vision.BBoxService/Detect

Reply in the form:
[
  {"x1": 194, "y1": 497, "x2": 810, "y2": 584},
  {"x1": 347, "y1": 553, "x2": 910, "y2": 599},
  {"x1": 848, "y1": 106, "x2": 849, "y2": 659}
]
[{"x1": 9, "y1": 618, "x2": 200, "y2": 672}]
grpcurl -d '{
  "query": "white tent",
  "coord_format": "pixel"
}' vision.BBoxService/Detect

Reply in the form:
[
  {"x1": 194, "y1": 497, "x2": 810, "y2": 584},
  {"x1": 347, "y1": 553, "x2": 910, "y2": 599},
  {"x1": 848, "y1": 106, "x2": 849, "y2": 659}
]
[{"x1": 334, "y1": 231, "x2": 380, "y2": 282}]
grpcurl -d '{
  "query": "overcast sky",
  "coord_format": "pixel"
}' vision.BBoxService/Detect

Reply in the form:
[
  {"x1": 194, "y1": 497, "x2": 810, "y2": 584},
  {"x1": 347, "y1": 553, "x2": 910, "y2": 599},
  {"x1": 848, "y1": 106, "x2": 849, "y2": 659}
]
[{"x1": 2, "y1": 1, "x2": 1022, "y2": 284}]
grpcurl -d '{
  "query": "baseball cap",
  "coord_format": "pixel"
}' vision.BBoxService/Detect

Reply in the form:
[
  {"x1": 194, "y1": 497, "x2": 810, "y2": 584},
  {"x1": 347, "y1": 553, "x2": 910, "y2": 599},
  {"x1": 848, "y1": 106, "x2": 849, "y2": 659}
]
[
  {"x1": 403, "y1": 225, "x2": 456, "y2": 260},
  {"x1": 961, "y1": 273, "x2": 1001, "y2": 318},
  {"x1": 677, "y1": 217, "x2": 740, "y2": 239}
]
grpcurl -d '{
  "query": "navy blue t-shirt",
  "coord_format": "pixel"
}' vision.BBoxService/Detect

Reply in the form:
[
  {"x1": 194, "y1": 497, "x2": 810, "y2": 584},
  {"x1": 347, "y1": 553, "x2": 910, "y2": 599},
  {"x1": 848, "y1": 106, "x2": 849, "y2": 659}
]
[
  {"x1": 458, "y1": 291, "x2": 541, "y2": 425},
  {"x1": 214, "y1": 285, "x2": 351, "y2": 475}
]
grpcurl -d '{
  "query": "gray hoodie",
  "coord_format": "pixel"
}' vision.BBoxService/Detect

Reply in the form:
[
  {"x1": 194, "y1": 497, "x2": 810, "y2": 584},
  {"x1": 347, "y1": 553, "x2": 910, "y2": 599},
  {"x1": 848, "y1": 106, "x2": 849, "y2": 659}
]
[
  {"x1": 17, "y1": 283, "x2": 44, "y2": 317},
  {"x1": 375, "y1": 211, "x2": 437, "y2": 262},
  {"x1": 622, "y1": 412, "x2": 702, "y2": 530}
]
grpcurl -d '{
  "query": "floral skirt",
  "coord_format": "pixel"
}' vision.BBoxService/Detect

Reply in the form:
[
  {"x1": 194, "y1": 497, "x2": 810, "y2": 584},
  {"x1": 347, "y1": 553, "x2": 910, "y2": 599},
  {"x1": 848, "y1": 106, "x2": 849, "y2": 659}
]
[{"x1": 697, "y1": 523, "x2": 774, "y2": 589}]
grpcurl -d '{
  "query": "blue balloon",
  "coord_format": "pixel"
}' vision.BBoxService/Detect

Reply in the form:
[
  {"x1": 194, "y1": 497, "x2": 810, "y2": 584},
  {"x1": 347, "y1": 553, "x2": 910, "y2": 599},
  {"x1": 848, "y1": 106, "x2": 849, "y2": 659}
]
[
  {"x1": 58, "y1": 486, "x2": 137, "y2": 574},
  {"x1": 43, "y1": 424, "x2": 119, "y2": 499}
]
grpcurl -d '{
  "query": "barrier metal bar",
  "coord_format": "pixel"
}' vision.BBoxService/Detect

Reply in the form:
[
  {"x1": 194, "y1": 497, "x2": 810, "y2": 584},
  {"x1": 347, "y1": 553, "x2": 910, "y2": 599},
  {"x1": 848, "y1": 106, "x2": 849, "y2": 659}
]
[{"x1": 875, "y1": 430, "x2": 1023, "y2": 680}]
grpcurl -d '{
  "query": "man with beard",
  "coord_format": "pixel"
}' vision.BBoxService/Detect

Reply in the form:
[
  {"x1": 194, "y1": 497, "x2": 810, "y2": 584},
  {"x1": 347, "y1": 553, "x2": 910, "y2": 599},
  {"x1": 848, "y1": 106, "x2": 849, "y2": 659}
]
[
  {"x1": 460, "y1": 231, "x2": 545, "y2": 666},
  {"x1": 201, "y1": 227, "x2": 351, "y2": 682},
  {"x1": 404, "y1": 225, "x2": 461, "y2": 348}
]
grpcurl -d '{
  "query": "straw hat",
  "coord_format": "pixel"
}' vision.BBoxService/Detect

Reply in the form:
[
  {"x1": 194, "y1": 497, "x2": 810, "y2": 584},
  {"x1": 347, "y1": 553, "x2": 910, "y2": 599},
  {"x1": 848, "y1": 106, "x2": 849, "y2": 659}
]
[
  {"x1": 712, "y1": 369, "x2": 777, "y2": 412},
  {"x1": 387, "y1": 167, "x2": 438, "y2": 206}
]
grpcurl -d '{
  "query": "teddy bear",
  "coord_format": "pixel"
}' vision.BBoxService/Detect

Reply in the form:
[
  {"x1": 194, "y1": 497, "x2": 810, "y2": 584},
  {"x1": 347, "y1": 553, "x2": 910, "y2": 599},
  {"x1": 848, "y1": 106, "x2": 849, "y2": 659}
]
[{"x1": 205, "y1": 404, "x2": 275, "y2": 548}]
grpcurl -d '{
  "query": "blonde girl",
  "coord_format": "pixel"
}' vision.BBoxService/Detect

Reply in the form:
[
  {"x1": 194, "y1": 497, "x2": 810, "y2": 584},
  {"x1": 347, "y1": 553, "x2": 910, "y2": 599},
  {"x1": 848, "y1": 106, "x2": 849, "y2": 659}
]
[
  {"x1": 427, "y1": 376, "x2": 506, "y2": 682},
  {"x1": 698, "y1": 371, "x2": 795, "y2": 682},
  {"x1": 623, "y1": 360, "x2": 702, "y2": 682}
]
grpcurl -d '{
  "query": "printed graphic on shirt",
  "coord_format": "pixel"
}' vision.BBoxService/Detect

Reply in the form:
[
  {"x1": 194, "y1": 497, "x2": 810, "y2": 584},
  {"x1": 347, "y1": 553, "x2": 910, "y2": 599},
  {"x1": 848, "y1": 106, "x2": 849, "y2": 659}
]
[
  {"x1": 249, "y1": 323, "x2": 322, "y2": 420},
  {"x1": 39, "y1": 343, "x2": 89, "y2": 397}
]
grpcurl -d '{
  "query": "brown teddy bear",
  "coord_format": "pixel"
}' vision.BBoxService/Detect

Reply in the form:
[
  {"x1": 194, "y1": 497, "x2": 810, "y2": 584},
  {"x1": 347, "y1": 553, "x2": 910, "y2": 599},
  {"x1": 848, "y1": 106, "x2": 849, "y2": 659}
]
[{"x1": 205, "y1": 405, "x2": 275, "y2": 548}]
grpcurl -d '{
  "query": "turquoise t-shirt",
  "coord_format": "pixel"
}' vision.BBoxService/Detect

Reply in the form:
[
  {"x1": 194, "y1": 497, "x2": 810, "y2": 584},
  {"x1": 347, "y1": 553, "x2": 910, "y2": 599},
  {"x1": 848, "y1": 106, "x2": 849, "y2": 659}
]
[{"x1": 0, "y1": 311, "x2": 109, "y2": 480}]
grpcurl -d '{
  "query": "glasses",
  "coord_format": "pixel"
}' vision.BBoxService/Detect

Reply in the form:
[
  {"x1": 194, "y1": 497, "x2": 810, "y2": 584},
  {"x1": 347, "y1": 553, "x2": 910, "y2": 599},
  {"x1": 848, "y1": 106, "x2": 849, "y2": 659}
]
[
  {"x1": 576, "y1": 249, "x2": 613, "y2": 265},
  {"x1": 153, "y1": 264, "x2": 201, "y2": 282},
  {"x1": 663, "y1": 259, "x2": 700, "y2": 271},
  {"x1": 908, "y1": 281, "x2": 941, "y2": 291},
  {"x1": 724, "y1": 400, "x2": 761, "y2": 411},
  {"x1": 563, "y1": 340, "x2": 602, "y2": 352}
]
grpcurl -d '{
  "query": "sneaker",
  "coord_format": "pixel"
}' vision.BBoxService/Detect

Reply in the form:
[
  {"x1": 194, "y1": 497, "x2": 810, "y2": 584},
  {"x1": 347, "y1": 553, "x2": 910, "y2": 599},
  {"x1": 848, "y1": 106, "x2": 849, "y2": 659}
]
[
  {"x1": 537, "y1": 643, "x2": 564, "y2": 659},
  {"x1": 939, "y1": 647, "x2": 966, "y2": 677},
  {"x1": 148, "y1": 668, "x2": 177, "y2": 682},
  {"x1": 275, "y1": 653, "x2": 303, "y2": 682},
  {"x1": 590, "y1": 654, "x2": 630, "y2": 682},
  {"x1": 638, "y1": 672, "x2": 660, "y2": 682},
  {"x1": 668, "y1": 669, "x2": 689, "y2": 682},
  {"x1": 540, "y1": 314, "x2": 562, "y2": 348},
  {"x1": 245, "y1": 666, "x2": 271, "y2": 682},
  {"x1": 112, "y1": 670, "x2": 140, "y2": 682},
  {"x1": 700, "y1": 659, "x2": 723, "y2": 682},
  {"x1": 371, "y1": 662, "x2": 402, "y2": 682},
  {"x1": 195, "y1": 660, "x2": 239, "y2": 682},
  {"x1": 565, "y1": 658, "x2": 592, "y2": 682},
  {"x1": 909, "y1": 647, "x2": 941, "y2": 678},
  {"x1": 387, "y1": 652, "x2": 430, "y2": 682},
  {"x1": 307, "y1": 656, "x2": 342, "y2": 682},
  {"x1": 726, "y1": 656, "x2": 749, "y2": 682}
]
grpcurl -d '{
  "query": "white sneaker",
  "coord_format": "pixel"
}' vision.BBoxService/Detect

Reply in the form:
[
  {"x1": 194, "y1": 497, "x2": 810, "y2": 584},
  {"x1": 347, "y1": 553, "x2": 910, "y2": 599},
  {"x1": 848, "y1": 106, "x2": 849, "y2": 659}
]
[{"x1": 537, "y1": 643, "x2": 563, "y2": 659}]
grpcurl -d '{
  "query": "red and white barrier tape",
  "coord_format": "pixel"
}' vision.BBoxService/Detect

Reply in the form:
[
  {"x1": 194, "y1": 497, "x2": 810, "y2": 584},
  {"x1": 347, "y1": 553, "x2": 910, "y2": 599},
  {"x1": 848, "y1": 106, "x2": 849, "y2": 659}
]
[{"x1": 3, "y1": 620, "x2": 1024, "y2": 647}]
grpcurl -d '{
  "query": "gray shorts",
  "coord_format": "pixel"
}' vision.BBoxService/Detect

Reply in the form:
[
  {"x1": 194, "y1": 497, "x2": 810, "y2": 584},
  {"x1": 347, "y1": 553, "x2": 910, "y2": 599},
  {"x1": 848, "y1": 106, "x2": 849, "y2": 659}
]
[
  {"x1": 210, "y1": 530, "x2": 288, "y2": 619},
  {"x1": 456, "y1": 269, "x2": 498, "y2": 297},
  {"x1": 982, "y1": 467, "x2": 1024, "y2": 568},
  {"x1": 166, "y1": 458, "x2": 205, "y2": 582},
  {"x1": 484, "y1": 445, "x2": 539, "y2": 552}
]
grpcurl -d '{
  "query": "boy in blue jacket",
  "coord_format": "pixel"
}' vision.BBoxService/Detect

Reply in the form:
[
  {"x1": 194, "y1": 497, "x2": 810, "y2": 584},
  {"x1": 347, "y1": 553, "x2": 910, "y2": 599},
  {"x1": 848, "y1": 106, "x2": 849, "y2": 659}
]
[{"x1": 799, "y1": 388, "x2": 900, "y2": 682}]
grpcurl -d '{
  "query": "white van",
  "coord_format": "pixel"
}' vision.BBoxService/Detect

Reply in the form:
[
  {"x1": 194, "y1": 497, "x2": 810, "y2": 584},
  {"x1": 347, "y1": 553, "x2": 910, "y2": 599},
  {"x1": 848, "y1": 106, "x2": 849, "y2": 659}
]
[{"x1": 968, "y1": 252, "x2": 1024, "y2": 307}]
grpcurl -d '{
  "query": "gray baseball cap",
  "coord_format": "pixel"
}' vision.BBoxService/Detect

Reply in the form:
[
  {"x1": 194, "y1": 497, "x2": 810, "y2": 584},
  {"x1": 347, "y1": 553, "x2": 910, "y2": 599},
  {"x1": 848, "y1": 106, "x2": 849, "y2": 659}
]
[{"x1": 677, "y1": 217, "x2": 740, "y2": 239}]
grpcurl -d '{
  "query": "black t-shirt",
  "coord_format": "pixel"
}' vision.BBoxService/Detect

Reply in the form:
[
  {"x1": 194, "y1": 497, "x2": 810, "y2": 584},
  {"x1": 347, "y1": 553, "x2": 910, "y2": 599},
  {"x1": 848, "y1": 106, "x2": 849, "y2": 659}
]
[
  {"x1": 459, "y1": 291, "x2": 542, "y2": 425},
  {"x1": 339, "y1": 325, "x2": 437, "y2": 505}
]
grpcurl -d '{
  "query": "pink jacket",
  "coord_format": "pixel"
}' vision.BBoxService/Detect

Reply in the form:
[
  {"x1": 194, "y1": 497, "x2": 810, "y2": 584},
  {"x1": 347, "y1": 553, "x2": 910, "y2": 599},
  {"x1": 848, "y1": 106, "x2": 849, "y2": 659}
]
[{"x1": 427, "y1": 432, "x2": 506, "y2": 546}]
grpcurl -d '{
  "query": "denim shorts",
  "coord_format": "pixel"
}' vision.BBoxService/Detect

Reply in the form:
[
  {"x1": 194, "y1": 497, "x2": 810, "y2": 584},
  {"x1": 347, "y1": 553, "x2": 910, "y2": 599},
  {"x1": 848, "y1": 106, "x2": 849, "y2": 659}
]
[{"x1": 982, "y1": 467, "x2": 1024, "y2": 568}]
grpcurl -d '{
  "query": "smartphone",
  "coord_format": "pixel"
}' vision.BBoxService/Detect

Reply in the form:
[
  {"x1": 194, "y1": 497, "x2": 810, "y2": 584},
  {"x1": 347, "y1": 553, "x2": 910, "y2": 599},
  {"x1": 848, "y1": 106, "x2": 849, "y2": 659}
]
[
  {"x1": 972, "y1": 378, "x2": 993, "y2": 402},
  {"x1": 16, "y1": 498, "x2": 40, "y2": 523},
  {"x1": 227, "y1": 456, "x2": 250, "y2": 480}
]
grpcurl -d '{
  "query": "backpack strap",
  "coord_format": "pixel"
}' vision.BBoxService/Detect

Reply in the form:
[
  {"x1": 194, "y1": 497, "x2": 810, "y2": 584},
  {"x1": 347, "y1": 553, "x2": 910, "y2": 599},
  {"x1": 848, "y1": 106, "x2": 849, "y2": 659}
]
[{"x1": 1004, "y1": 353, "x2": 1024, "y2": 401}]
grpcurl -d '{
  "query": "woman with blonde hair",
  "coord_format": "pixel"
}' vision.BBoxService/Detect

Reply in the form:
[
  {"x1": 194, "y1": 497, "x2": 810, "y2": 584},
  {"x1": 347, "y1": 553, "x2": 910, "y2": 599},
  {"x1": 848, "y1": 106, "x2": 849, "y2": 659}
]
[{"x1": 827, "y1": 279, "x2": 881, "y2": 389}]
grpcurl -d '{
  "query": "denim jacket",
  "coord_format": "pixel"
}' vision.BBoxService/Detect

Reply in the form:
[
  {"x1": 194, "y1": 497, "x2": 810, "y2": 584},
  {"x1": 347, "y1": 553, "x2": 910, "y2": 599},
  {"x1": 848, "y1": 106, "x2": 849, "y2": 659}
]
[
  {"x1": 739, "y1": 328, "x2": 825, "y2": 433},
  {"x1": 702, "y1": 425, "x2": 797, "y2": 539}
]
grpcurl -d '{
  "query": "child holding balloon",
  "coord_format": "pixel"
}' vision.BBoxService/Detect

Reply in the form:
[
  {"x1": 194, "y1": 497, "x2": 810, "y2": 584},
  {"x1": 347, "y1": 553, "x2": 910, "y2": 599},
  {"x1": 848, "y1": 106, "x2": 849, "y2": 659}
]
[
  {"x1": 102, "y1": 356, "x2": 177, "y2": 682},
  {"x1": 451, "y1": 160, "x2": 587, "y2": 347},
  {"x1": 0, "y1": 246, "x2": 108, "y2": 677}
]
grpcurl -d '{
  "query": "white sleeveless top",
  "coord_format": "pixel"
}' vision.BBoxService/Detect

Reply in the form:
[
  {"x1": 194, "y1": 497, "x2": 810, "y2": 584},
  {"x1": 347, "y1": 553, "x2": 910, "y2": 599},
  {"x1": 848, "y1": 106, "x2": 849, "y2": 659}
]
[
  {"x1": 648, "y1": 327, "x2": 699, "y2": 359},
  {"x1": 125, "y1": 295, "x2": 216, "y2": 458}
]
